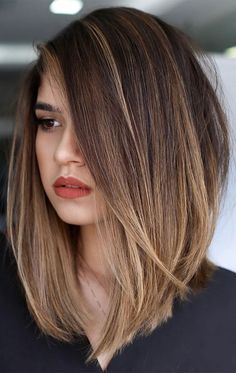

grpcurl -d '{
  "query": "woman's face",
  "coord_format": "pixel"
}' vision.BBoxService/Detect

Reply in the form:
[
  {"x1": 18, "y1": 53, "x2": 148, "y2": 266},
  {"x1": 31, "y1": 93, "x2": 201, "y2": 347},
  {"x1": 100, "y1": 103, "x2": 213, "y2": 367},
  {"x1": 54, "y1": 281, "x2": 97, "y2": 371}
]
[{"x1": 35, "y1": 74, "x2": 106, "y2": 225}]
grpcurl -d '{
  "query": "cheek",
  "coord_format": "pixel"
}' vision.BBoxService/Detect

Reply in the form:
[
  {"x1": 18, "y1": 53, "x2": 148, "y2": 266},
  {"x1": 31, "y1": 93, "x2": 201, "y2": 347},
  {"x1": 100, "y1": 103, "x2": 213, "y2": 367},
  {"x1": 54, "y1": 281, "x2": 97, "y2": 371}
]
[
  {"x1": 35, "y1": 134, "x2": 42, "y2": 167},
  {"x1": 36, "y1": 134, "x2": 45, "y2": 172},
  {"x1": 35, "y1": 133, "x2": 53, "y2": 183}
]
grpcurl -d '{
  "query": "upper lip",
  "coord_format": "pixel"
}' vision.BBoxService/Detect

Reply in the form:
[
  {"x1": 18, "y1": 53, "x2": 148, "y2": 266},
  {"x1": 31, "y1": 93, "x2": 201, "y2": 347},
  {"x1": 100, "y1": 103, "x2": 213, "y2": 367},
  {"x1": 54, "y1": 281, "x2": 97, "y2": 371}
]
[{"x1": 53, "y1": 176, "x2": 91, "y2": 189}]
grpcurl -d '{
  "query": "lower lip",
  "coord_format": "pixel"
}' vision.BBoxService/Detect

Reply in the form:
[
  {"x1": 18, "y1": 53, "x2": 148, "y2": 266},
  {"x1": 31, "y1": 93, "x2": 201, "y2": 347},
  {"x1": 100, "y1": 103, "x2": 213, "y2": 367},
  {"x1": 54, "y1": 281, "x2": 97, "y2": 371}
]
[{"x1": 54, "y1": 186, "x2": 92, "y2": 199}]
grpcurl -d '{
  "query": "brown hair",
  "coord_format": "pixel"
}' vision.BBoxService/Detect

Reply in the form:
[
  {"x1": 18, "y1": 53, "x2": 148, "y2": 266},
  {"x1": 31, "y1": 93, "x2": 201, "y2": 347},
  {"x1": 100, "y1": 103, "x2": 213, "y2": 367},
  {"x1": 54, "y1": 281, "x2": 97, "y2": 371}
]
[{"x1": 7, "y1": 6, "x2": 231, "y2": 367}]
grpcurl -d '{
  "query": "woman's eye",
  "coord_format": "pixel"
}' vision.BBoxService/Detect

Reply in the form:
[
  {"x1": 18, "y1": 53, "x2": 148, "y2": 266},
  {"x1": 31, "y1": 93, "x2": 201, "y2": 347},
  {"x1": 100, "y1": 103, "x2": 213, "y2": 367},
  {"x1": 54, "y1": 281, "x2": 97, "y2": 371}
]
[{"x1": 35, "y1": 118, "x2": 61, "y2": 132}]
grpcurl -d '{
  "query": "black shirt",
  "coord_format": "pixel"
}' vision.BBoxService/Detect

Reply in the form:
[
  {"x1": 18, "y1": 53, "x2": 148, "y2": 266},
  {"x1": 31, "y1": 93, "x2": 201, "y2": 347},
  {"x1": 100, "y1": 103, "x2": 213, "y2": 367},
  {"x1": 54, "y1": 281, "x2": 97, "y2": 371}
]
[{"x1": 1, "y1": 232, "x2": 236, "y2": 373}]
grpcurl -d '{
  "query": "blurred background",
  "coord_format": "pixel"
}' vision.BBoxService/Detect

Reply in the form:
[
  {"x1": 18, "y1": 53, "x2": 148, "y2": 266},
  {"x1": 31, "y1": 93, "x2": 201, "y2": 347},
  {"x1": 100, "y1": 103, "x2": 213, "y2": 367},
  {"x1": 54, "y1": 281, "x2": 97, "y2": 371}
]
[{"x1": 0, "y1": 0, "x2": 235, "y2": 270}]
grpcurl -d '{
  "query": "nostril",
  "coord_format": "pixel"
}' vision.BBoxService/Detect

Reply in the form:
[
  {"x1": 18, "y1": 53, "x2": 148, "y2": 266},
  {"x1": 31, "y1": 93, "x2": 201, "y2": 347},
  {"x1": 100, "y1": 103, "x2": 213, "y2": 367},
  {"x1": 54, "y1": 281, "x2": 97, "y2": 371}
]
[{"x1": 77, "y1": 159, "x2": 85, "y2": 166}]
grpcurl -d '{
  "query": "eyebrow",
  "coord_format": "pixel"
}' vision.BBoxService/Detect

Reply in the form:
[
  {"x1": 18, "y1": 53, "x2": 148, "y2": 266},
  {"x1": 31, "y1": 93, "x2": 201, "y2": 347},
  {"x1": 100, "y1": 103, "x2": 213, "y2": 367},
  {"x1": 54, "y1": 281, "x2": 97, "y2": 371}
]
[{"x1": 34, "y1": 101, "x2": 62, "y2": 114}]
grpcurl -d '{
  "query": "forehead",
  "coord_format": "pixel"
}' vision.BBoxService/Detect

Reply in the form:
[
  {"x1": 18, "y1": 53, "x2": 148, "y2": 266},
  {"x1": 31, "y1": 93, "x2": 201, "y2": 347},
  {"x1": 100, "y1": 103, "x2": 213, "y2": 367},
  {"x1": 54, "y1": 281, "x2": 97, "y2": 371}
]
[
  {"x1": 37, "y1": 74, "x2": 60, "y2": 101},
  {"x1": 36, "y1": 74, "x2": 68, "y2": 114}
]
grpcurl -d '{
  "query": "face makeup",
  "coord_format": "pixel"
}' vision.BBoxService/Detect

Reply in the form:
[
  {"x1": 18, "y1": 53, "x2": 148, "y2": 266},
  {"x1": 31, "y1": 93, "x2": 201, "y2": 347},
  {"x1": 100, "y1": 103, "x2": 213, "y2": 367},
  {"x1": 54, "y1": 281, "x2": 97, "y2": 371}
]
[{"x1": 53, "y1": 176, "x2": 92, "y2": 199}]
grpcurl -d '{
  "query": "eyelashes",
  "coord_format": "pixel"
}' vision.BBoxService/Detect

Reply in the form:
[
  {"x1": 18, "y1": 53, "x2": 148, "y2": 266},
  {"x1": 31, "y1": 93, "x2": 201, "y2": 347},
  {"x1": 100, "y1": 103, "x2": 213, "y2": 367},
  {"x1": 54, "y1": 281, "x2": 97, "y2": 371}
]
[{"x1": 34, "y1": 117, "x2": 61, "y2": 132}]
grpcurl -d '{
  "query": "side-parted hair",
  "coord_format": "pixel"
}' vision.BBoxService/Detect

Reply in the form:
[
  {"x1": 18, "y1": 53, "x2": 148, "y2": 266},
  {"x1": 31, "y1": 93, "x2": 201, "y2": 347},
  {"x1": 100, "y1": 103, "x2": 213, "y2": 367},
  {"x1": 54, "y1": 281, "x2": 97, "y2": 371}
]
[{"x1": 7, "y1": 6, "x2": 231, "y2": 366}]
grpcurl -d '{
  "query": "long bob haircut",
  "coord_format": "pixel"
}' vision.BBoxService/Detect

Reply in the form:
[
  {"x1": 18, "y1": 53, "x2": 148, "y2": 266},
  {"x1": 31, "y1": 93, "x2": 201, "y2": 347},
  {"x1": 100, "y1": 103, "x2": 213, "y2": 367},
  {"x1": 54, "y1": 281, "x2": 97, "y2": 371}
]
[{"x1": 7, "y1": 6, "x2": 231, "y2": 367}]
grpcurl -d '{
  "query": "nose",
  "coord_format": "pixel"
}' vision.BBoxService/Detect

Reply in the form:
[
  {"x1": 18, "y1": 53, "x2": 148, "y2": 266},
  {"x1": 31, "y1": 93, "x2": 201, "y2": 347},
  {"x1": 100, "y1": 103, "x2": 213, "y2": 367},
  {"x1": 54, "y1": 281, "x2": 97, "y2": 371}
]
[{"x1": 53, "y1": 126, "x2": 85, "y2": 166}]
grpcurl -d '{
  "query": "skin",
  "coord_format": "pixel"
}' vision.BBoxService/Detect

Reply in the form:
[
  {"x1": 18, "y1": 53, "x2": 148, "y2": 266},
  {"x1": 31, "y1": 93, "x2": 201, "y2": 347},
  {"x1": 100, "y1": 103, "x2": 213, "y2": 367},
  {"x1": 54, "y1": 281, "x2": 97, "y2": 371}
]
[
  {"x1": 35, "y1": 74, "x2": 111, "y2": 370},
  {"x1": 35, "y1": 74, "x2": 111, "y2": 300},
  {"x1": 35, "y1": 74, "x2": 109, "y2": 278}
]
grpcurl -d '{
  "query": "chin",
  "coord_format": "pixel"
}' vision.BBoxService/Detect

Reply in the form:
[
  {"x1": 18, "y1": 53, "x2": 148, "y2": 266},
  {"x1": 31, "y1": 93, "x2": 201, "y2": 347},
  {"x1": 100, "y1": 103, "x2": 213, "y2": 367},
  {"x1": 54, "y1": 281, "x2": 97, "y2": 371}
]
[
  {"x1": 45, "y1": 192, "x2": 103, "y2": 225},
  {"x1": 51, "y1": 204, "x2": 94, "y2": 225}
]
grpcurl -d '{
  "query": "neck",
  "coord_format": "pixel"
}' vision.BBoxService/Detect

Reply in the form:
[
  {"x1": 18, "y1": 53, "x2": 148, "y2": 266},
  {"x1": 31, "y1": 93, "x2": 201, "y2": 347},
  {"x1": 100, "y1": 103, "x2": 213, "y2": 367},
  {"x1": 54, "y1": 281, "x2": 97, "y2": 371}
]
[{"x1": 77, "y1": 224, "x2": 110, "y2": 284}]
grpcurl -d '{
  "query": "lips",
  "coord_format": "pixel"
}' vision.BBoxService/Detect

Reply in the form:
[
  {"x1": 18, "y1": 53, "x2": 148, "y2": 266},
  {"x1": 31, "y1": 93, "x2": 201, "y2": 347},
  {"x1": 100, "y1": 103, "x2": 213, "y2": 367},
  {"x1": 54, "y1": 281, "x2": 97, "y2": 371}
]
[
  {"x1": 53, "y1": 176, "x2": 91, "y2": 190},
  {"x1": 53, "y1": 176, "x2": 92, "y2": 199}
]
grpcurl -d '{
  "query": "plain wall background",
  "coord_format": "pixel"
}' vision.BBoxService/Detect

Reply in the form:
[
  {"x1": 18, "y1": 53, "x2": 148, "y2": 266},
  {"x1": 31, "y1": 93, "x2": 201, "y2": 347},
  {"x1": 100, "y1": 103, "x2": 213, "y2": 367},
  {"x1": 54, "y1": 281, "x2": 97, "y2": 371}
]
[{"x1": 207, "y1": 54, "x2": 236, "y2": 273}]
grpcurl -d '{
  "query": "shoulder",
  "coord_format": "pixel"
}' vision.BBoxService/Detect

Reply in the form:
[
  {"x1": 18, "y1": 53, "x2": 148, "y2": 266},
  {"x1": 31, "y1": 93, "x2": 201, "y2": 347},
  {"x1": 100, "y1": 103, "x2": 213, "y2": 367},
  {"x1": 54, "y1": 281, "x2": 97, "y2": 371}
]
[
  {"x1": 174, "y1": 265, "x2": 236, "y2": 322},
  {"x1": 187, "y1": 264, "x2": 236, "y2": 307},
  {"x1": 203, "y1": 264, "x2": 236, "y2": 290},
  {"x1": 197, "y1": 264, "x2": 236, "y2": 295},
  {"x1": 0, "y1": 232, "x2": 17, "y2": 280},
  {"x1": 0, "y1": 232, "x2": 25, "y2": 306},
  {"x1": 168, "y1": 265, "x2": 236, "y2": 363},
  {"x1": 108, "y1": 266, "x2": 236, "y2": 372},
  {"x1": 209, "y1": 265, "x2": 236, "y2": 301},
  {"x1": 149, "y1": 266, "x2": 236, "y2": 371},
  {"x1": 0, "y1": 232, "x2": 14, "y2": 273}
]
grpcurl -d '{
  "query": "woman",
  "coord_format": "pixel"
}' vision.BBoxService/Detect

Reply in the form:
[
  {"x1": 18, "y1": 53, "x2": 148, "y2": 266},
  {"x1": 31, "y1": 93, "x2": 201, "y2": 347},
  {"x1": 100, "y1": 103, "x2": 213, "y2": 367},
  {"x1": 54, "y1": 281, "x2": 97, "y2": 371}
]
[{"x1": 1, "y1": 6, "x2": 236, "y2": 373}]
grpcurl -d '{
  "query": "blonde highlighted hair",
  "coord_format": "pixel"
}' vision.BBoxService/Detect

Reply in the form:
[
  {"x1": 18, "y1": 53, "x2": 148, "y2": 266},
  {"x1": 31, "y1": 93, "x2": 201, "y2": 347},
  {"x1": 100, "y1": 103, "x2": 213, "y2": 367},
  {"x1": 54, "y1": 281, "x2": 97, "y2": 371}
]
[{"x1": 7, "y1": 6, "x2": 231, "y2": 367}]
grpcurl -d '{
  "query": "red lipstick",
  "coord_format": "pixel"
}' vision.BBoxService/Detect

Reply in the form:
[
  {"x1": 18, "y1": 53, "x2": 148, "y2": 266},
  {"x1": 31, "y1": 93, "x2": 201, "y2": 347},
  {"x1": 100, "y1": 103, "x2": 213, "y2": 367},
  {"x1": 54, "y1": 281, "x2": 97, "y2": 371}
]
[{"x1": 53, "y1": 176, "x2": 92, "y2": 199}]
